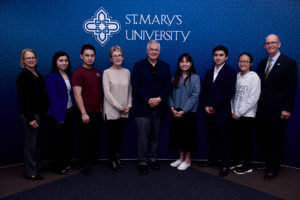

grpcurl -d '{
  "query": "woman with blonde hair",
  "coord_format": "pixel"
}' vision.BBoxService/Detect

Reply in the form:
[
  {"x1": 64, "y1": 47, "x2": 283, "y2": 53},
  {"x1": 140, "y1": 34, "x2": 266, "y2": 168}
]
[
  {"x1": 16, "y1": 48, "x2": 48, "y2": 180},
  {"x1": 103, "y1": 46, "x2": 132, "y2": 171}
]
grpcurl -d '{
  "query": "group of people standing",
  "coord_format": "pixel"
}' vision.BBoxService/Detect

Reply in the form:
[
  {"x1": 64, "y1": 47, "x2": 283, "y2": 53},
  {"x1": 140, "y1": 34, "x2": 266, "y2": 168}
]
[
  {"x1": 16, "y1": 34, "x2": 297, "y2": 182},
  {"x1": 198, "y1": 34, "x2": 297, "y2": 181}
]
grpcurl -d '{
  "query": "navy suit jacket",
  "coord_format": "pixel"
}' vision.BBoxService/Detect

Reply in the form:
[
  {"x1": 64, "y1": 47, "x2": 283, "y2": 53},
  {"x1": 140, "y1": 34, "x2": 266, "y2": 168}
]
[
  {"x1": 256, "y1": 54, "x2": 298, "y2": 118},
  {"x1": 132, "y1": 58, "x2": 171, "y2": 117},
  {"x1": 202, "y1": 64, "x2": 236, "y2": 119},
  {"x1": 46, "y1": 72, "x2": 73, "y2": 123}
]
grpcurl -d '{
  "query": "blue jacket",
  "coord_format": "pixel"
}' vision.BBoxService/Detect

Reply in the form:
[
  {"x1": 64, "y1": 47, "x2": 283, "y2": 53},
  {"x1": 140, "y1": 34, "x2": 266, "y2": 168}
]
[
  {"x1": 132, "y1": 58, "x2": 171, "y2": 117},
  {"x1": 45, "y1": 72, "x2": 73, "y2": 123},
  {"x1": 169, "y1": 74, "x2": 201, "y2": 113}
]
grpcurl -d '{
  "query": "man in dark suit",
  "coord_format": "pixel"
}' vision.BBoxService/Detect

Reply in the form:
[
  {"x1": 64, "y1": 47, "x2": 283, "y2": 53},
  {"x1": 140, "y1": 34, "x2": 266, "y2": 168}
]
[
  {"x1": 256, "y1": 34, "x2": 298, "y2": 180},
  {"x1": 132, "y1": 40, "x2": 171, "y2": 174},
  {"x1": 200, "y1": 45, "x2": 236, "y2": 177}
]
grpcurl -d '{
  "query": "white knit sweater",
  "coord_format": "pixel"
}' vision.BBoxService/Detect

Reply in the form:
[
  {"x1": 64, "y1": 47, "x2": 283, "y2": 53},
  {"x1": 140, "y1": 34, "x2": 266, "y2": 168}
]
[
  {"x1": 231, "y1": 71, "x2": 261, "y2": 118},
  {"x1": 103, "y1": 67, "x2": 132, "y2": 120}
]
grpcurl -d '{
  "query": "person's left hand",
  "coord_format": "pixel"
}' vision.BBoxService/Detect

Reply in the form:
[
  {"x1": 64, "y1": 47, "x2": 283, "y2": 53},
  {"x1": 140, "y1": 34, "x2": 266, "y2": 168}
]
[
  {"x1": 281, "y1": 110, "x2": 291, "y2": 120},
  {"x1": 176, "y1": 110, "x2": 184, "y2": 118},
  {"x1": 122, "y1": 106, "x2": 131, "y2": 114},
  {"x1": 148, "y1": 97, "x2": 161, "y2": 108}
]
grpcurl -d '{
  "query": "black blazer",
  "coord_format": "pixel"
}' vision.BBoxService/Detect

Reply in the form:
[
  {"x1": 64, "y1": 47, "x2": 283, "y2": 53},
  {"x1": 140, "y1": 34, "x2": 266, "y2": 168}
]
[
  {"x1": 132, "y1": 58, "x2": 171, "y2": 118},
  {"x1": 256, "y1": 54, "x2": 298, "y2": 118},
  {"x1": 202, "y1": 64, "x2": 236, "y2": 119},
  {"x1": 16, "y1": 68, "x2": 49, "y2": 121}
]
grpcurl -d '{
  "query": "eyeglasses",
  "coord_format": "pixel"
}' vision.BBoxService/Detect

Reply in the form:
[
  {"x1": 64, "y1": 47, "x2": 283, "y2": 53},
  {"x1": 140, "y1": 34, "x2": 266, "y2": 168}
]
[
  {"x1": 112, "y1": 54, "x2": 123, "y2": 59},
  {"x1": 265, "y1": 41, "x2": 279, "y2": 46},
  {"x1": 238, "y1": 60, "x2": 250, "y2": 64},
  {"x1": 24, "y1": 57, "x2": 37, "y2": 60}
]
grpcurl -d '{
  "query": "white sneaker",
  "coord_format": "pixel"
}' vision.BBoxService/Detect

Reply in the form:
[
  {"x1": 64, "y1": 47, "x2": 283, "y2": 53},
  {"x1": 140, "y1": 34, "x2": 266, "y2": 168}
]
[
  {"x1": 177, "y1": 161, "x2": 191, "y2": 170},
  {"x1": 170, "y1": 159, "x2": 183, "y2": 167}
]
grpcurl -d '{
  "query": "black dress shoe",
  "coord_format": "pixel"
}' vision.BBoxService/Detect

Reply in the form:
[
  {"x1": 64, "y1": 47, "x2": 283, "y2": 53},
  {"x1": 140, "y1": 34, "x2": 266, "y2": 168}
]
[
  {"x1": 25, "y1": 174, "x2": 44, "y2": 181},
  {"x1": 80, "y1": 167, "x2": 92, "y2": 176},
  {"x1": 218, "y1": 167, "x2": 230, "y2": 177},
  {"x1": 109, "y1": 160, "x2": 119, "y2": 172},
  {"x1": 139, "y1": 165, "x2": 148, "y2": 174},
  {"x1": 149, "y1": 161, "x2": 159, "y2": 170},
  {"x1": 264, "y1": 172, "x2": 277, "y2": 180},
  {"x1": 198, "y1": 160, "x2": 219, "y2": 167}
]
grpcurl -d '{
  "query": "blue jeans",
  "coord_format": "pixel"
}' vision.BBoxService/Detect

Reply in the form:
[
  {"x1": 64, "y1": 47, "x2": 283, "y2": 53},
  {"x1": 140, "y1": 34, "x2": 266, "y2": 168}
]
[{"x1": 135, "y1": 110, "x2": 161, "y2": 166}]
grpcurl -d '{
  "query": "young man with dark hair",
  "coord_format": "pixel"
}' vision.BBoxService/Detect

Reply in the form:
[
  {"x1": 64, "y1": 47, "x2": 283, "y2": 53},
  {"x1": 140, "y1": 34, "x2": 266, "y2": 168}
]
[
  {"x1": 200, "y1": 45, "x2": 236, "y2": 177},
  {"x1": 72, "y1": 44, "x2": 102, "y2": 176}
]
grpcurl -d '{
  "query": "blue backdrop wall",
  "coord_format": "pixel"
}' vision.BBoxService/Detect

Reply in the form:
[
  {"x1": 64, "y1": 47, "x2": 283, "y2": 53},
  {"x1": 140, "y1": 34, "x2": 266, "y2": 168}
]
[{"x1": 0, "y1": 0, "x2": 299, "y2": 167}]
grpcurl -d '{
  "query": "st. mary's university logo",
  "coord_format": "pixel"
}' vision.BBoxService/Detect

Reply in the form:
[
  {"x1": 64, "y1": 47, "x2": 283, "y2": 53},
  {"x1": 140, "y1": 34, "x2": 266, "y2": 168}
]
[{"x1": 83, "y1": 7, "x2": 121, "y2": 46}]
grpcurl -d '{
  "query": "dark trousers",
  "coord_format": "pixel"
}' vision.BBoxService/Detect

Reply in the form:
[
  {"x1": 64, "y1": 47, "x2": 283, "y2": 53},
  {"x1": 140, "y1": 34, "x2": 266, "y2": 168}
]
[
  {"x1": 204, "y1": 114, "x2": 232, "y2": 168},
  {"x1": 21, "y1": 114, "x2": 46, "y2": 177},
  {"x1": 257, "y1": 115, "x2": 286, "y2": 175},
  {"x1": 105, "y1": 117, "x2": 127, "y2": 160},
  {"x1": 232, "y1": 117, "x2": 254, "y2": 166},
  {"x1": 79, "y1": 112, "x2": 101, "y2": 168},
  {"x1": 51, "y1": 108, "x2": 74, "y2": 171},
  {"x1": 136, "y1": 110, "x2": 161, "y2": 166}
]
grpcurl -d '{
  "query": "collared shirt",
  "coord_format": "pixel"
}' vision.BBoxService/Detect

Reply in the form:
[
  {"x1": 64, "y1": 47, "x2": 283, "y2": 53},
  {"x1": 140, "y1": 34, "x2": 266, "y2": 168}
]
[
  {"x1": 213, "y1": 63, "x2": 225, "y2": 82},
  {"x1": 148, "y1": 59, "x2": 159, "y2": 83},
  {"x1": 266, "y1": 51, "x2": 281, "y2": 73}
]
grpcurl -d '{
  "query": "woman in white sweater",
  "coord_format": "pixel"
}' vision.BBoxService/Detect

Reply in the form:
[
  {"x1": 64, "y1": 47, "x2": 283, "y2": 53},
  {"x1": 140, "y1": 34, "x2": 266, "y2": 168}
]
[
  {"x1": 103, "y1": 46, "x2": 132, "y2": 171},
  {"x1": 231, "y1": 53, "x2": 261, "y2": 175}
]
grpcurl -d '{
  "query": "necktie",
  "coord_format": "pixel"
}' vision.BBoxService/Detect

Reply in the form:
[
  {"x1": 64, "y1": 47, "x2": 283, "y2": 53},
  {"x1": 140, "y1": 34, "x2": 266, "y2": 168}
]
[{"x1": 265, "y1": 58, "x2": 272, "y2": 80}]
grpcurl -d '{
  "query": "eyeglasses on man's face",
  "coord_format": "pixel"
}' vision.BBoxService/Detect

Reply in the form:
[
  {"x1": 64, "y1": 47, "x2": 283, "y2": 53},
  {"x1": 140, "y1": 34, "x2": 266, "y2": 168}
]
[{"x1": 265, "y1": 41, "x2": 279, "y2": 46}]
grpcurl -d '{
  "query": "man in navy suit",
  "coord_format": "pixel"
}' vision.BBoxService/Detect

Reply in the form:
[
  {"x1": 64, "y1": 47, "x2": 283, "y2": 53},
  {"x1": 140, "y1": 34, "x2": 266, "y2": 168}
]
[
  {"x1": 256, "y1": 34, "x2": 298, "y2": 180},
  {"x1": 132, "y1": 40, "x2": 171, "y2": 174},
  {"x1": 200, "y1": 45, "x2": 236, "y2": 177}
]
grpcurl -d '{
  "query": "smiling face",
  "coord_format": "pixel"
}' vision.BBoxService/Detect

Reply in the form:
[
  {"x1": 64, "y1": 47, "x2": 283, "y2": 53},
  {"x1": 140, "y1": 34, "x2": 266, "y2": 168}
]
[
  {"x1": 147, "y1": 42, "x2": 160, "y2": 62},
  {"x1": 80, "y1": 49, "x2": 95, "y2": 68},
  {"x1": 56, "y1": 55, "x2": 69, "y2": 72},
  {"x1": 23, "y1": 51, "x2": 37, "y2": 69},
  {"x1": 264, "y1": 34, "x2": 281, "y2": 58},
  {"x1": 213, "y1": 50, "x2": 228, "y2": 67},
  {"x1": 110, "y1": 50, "x2": 124, "y2": 67},
  {"x1": 238, "y1": 54, "x2": 252, "y2": 74},
  {"x1": 179, "y1": 56, "x2": 192, "y2": 73}
]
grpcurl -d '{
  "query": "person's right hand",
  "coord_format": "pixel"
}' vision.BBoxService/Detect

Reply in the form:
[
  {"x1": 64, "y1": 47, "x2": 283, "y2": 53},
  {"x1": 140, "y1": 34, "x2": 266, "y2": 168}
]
[
  {"x1": 29, "y1": 120, "x2": 38, "y2": 128},
  {"x1": 205, "y1": 106, "x2": 215, "y2": 114},
  {"x1": 82, "y1": 113, "x2": 90, "y2": 123},
  {"x1": 232, "y1": 113, "x2": 240, "y2": 120}
]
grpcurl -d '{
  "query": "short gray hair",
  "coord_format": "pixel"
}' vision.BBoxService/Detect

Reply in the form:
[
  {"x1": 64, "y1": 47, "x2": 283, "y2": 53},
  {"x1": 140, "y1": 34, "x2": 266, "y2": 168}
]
[{"x1": 147, "y1": 40, "x2": 160, "y2": 50}]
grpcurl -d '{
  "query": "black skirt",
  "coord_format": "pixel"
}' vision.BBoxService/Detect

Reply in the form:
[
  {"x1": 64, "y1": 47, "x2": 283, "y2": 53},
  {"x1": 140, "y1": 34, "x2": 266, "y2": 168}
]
[{"x1": 169, "y1": 111, "x2": 198, "y2": 152}]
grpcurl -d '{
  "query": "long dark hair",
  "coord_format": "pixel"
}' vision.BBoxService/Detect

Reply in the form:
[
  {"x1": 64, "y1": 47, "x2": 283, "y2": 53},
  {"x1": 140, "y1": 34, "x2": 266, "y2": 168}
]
[
  {"x1": 50, "y1": 51, "x2": 71, "y2": 75},
  {"x1": 173, "y1": 53, "x2": 196, "y2": 88}
]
